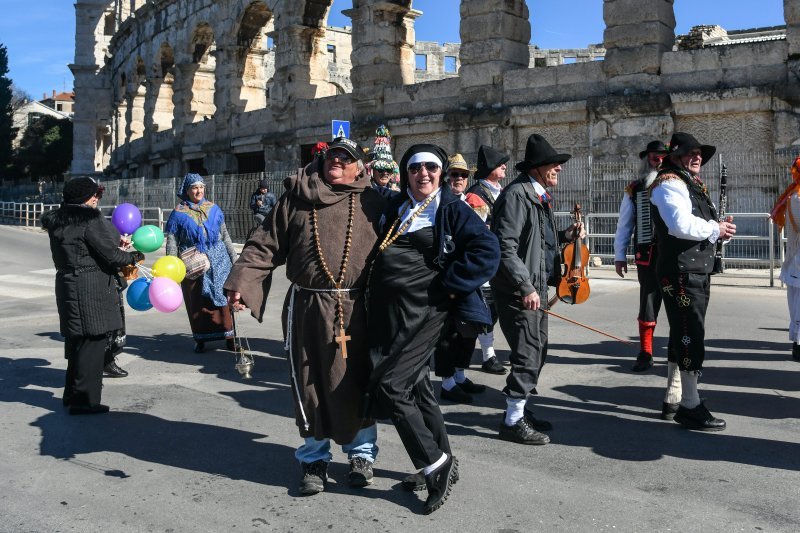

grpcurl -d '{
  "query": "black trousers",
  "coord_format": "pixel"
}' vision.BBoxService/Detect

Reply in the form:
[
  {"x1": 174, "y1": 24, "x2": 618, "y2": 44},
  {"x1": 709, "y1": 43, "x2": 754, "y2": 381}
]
[
  {"x1": 637, "y1": 262, "x2": 663, "y2": 323},
  {"x1": 433, "y1": 287, "x2": 498, "y2": 377},
  {"x1": 660, "y1": 273, "x2": 710, "y2": 371},
  {"x1": 371, "y1": 312, "x2": 451, "y2": 469},
  {"x1": 64, "y1": 335, "x2": 107, "y2": 407},
  {"x1": 495, "y1": 290, "x2": 548, "y2": 399}
]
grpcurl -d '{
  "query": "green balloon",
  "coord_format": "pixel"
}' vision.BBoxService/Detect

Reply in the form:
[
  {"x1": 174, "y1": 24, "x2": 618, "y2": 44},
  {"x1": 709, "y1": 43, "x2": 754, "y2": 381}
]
[{"x1": 132, "y1": 225, "x2": 165, "y2": 253}]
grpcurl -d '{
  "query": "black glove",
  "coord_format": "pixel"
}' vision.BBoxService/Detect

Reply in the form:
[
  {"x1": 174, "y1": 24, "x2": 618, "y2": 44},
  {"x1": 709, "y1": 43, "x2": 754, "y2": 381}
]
[{"x1": 130, "y1": 251, "x2": 145, "y2": 264}]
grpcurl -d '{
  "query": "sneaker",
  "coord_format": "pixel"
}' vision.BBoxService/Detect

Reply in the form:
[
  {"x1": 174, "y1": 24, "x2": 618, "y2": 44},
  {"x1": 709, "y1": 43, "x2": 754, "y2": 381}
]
[
  {"x1": 348, "y1": 457, "x2": 374, "y2": 487},
  {"x1": 455, "y1": 378, "x2": 486, "y2": 394},
  {"x1": 523, "y1": 410, "x2": 553, "y2": 431},
  {"x1": 631, "y1": 352, "x2": 654, "y2": 372},
  {"x1": 661, "y1": 401, "x2": 679, "y2": 421},
  {"x1": 440, "y1": 384, "x2": 472, "y2": 404},
  {"x1": 673, "y1": 402, "x2": 726, "y2": 432},
  {"x1": 298, "y1": 459, "x2": 328, "y2": 495},
  {"x1": 401, "y1": 471, "x2": 426, "y2": 492},
  {"x1": 499, "y1": 416, "x2": 550, "y2": 445},
  {"x1": 481, "y1": 356, "x2": 507, "y2": 375},
  {"x1": 423, "y1": 455, "x2": 459, "y2": 514}
]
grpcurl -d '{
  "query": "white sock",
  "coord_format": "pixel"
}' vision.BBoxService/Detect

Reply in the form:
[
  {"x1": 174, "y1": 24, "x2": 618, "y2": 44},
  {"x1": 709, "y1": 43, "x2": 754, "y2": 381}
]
[
  {"x1": 504, "y1": 397, "x2": 526, "y2": 426},
  {"x1": 454, "y1": 368, "x2": 466, "y2": 383},
  {"x1": 422, "y1": 452, "x2": 448, "y2": 476},
  {"x1": 479, "y1": 332, "x2": 495, "y2": 361},
  {"x1": 441, "y1": 376, "x2": 456, "y2": 391},
  {"x1": 664, "y1": 362, "x2": 682, "y2": 404},
  {"x1": 679, "y1": 370, "x2": 701, "y2": 409}
]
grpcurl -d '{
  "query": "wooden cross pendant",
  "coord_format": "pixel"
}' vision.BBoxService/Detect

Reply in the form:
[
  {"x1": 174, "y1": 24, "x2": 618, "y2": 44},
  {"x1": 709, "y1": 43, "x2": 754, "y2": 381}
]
[{"x1": 335, "y1": 327, "x2": 351, "y2": 359}]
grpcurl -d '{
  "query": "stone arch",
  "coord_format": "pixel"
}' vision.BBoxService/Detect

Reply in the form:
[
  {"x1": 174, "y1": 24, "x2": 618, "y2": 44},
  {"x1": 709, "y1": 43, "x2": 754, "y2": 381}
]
[
  {"x1": 235, "y1": 1, "x2": 274, "y2": 111},
  {"x1": 127, "y1": 57, "x2": 147, "y2": 142},
  {"x1": 114, "y1": 72, "x2": 129, "y2": 149},
  {"x1": 151, "y1": 43, "x2": 176, "y2": 131},
  {"x1": 185, "y1": 22, "x2": 217, "y2": 123}
]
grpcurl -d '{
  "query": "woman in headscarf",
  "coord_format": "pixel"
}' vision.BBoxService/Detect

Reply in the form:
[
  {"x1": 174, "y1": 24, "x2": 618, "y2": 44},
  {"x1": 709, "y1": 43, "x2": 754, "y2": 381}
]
[
  {"x1": 771, "y1": 156, "x2": 800, "y2": 362},
  {"x1": 165, "y1": 173, "x2": 237, "y2": 352},
  {"x1": 366, "y1": 144, "x2": 499, "y2": 514}
]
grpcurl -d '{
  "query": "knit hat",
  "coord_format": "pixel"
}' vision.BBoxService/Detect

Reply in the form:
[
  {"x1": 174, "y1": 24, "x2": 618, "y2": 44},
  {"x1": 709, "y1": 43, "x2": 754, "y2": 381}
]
[
  {"x1": 371, "y1": 124, "x2": 397, "y2": 172},
  {"x1": 63, "y1": 177, "x2": 101, "y2": 204},
  {"x1": 474, "y1": 145, "x2": 510, "y2": 181},
  {"x1": 258, "y1": 178, "x2": 269, "y2": 189}
]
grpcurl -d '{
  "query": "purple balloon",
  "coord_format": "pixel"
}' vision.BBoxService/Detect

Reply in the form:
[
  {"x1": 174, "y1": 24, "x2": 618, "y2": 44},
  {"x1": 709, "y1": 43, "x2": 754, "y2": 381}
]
[
  {"x1": 148, "y1": 277, "x2": 183, "y2": 313},
  {"x1": 112, "y1": 203, "x2": 142, "y2": 235}
]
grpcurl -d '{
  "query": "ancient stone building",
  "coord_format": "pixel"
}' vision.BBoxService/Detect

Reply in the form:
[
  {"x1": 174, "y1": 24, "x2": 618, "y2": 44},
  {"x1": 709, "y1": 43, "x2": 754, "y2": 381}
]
[{"x1": 71, "y1": 0, "x2": 800, "y2": 178}]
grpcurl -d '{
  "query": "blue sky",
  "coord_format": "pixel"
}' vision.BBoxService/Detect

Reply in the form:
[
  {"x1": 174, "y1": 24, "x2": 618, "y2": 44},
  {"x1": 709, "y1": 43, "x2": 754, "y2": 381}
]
[{"x1": 1, "y1": 1, "x2": 787, "y2": 101}]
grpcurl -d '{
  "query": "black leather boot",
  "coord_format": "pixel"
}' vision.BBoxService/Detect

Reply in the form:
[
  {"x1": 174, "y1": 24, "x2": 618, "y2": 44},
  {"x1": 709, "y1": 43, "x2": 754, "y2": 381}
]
[{"x1": 103, "y1": 360, "x2": 128, "y2": 378}]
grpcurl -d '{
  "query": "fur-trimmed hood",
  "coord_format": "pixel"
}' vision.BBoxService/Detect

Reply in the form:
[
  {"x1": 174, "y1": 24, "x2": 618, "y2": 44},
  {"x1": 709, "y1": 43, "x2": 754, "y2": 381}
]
[{"x1": 41, "y1": 204, "x2": 102, "y2": 231}]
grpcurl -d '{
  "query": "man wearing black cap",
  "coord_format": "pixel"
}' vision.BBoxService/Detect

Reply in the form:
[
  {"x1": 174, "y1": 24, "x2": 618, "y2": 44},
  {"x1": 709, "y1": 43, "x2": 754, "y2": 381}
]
[
  {"x1": 225, "y1": 137, "x2": 387, "y2": 495},
  {"x1": 650, "y1": 132, "x2": 735, "y2": 431},
  {"x1": 250, "y1": 178, "x2": 277, "y2": 226},
  {"x1": 491, "y1": 134, "x2": 584, "y2": 445},
  {"x1": 614, "y1": 140, "x2": 668, "y2": 373},
  {"x1": 41, "y1": 177, "x2": 145, "y2": 414}
]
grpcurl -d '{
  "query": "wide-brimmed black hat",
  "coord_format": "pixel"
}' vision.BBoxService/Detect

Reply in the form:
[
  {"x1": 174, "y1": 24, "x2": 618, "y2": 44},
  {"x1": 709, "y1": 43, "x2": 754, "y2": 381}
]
[
  {"x1": 474, "y1": 145, "x2": 510, "y2": 181},
  {"x1": 515, "y1": 134, "x2": 572, "y2": 173},
  {"x1": 327, "y1": 137, "x2": 365, "y2": 162},
  {"x1": 666, "y1": 132, "x2": 716, "y2": 166},
  {"x1": 638, "y1": 140, "x2": 668, "y2": 159}
]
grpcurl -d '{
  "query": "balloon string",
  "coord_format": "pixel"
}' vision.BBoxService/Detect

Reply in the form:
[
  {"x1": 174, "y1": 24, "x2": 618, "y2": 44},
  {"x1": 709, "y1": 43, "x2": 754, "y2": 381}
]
[{"x1": 137, "y1": 264, "x2": 154, "y2": 280}]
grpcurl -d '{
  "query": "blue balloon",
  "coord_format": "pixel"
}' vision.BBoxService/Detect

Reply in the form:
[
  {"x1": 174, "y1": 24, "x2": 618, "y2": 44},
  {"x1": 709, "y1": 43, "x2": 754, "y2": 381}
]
[{"x1": 126, "y1": 277, "x2": 153, "y2": 311}]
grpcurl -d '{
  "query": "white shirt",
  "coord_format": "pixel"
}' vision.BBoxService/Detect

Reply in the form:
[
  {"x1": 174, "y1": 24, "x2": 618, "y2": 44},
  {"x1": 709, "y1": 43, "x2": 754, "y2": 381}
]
[
  {"x1": 529, "y1": 178, "x2": 548, "y2": 199},
  {"x1": 781, "y1": 193, "x2": 800, "y2": 286},
  {"x1": 613, "y1": 194, "x2": 635, "y2": 261},
  {"x1": 650, "y1": 178, "x2": 720, "y2": 243},
  {"x1": 398, "y1": 188, "x2": 441, "y2": 234},
  {"x1": 479, "y1": 179, "x2": 503, "y2": 200}
]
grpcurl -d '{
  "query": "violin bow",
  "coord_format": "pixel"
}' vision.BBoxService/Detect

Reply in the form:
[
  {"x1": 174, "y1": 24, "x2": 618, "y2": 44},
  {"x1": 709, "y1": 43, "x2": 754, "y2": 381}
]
[{"x1": 545, "y1": 295, "x2": 632, "y2": 345}]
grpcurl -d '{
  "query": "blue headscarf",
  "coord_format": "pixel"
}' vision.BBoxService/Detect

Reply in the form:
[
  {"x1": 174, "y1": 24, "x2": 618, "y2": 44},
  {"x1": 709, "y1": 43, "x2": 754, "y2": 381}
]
[{"x1": 178, "y1": 173, "x2": 205, "y2": 201}]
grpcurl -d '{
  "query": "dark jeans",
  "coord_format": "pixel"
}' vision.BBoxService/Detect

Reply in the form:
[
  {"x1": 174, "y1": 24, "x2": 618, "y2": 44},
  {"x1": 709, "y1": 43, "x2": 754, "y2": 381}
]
[
  {"x1": 637, "y1": 263, "x2": 663, "y2": 323},
  {"x1": 495, "y1": 290, "x2": 548, "y2": 399},
  {"x1": 660, "y1": 272, "x2": 710, "y2": 371},
  {"x1": 64, "y1": 335, "x2": 107, "y2": 407}
]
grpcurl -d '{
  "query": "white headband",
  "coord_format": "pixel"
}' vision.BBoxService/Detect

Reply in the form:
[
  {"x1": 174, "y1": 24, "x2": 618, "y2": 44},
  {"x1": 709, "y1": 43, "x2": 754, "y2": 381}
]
[{"x1": 407, "y1": 152, "x2": 443, "y2": 169}]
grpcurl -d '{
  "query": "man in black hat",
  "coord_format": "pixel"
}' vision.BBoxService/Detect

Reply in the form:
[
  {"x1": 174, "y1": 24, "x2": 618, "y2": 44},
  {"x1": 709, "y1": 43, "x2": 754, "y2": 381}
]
[
  {"x1": 41, "y1": 177, "x2": 145, "y2": 414},
  {"x1": 650, "y1": 132, "x2": 735, "y2": 431},
  {"x1": 250, "y1": 178, "x2": 277, "y2": 226},
  {"x1": 613, "y1": 140, "x2": 668, "y2": 373},
  {"x1": 490, "y1": 134, "x2": 584, "y2": 445}
]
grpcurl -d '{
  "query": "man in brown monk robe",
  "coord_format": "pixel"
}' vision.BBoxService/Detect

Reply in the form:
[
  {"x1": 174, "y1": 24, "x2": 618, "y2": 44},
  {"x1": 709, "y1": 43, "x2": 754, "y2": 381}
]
[{"x1": 224, "y1": 137, "x2": 387, "y2": 495}]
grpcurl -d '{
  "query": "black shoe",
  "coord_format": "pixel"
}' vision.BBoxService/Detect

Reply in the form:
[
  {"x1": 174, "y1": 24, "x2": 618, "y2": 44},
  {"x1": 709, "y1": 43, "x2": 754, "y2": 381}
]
[
  {"x1": 793, "y1": 343, "x2": 800, "y2": 362},
  {"x1": 298, "y1": 460, "x2": 328, "y2": 495},
  {"x1": 347, "y1": 457, "x2": 374, "y2": 487},
  {"x1": 423, "y1": 455, "x2": 459, "y2": 514},
  {"x1": 673, "y1": 402, "x2": 726, "y2": 432},
  {"x1": 194, "y1": 341, "x2": 205, "y2": 353},
  {"x1": 103, "y1": 361, "x2": 128, "y2": 378},
  {"x1": 661, "y1": 401, "x2": 679, "y2": 421},
  {"x1": 226, "y1": 339, "x2": 241, "y2": 352},
  {"x1": 401, "y1": 471, "x2": 426, "y2": 492},
  {"x1": 440, "y1": 384, "x2": 472, "y2": 404},
  {"x1": 499, "y1": 416, "x2": 550, "y2": 445},
  {"x1": 68, "y1": 404, "x2": 110, "y2": 415},
  {"x1": 631, "y1": 352, "x2": 654, "y2": 372},
  {"x1": 481, "y1": 356, "x2": 507, "y2": 375},
  {"x1": 524, "y1": 410, "x2": 553, "y2": 431},
  {"x1": 456, "y1": 377, "x2": 486, "y2": 394}
]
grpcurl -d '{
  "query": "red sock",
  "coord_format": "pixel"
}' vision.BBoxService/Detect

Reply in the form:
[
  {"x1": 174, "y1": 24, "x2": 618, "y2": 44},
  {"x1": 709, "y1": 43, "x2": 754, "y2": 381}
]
[{"x1": 638, "y1": 320, "x2": 656, "y2": 356}]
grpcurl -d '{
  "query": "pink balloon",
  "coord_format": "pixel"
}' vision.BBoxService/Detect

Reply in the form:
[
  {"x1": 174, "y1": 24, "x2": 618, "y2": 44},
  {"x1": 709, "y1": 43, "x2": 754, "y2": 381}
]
[{"x1": 148, "y1": 277, "x2": 183, "y2": 313}]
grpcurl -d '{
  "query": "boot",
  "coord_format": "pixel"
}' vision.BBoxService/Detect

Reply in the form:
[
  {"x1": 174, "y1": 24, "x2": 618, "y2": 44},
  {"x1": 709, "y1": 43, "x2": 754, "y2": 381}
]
[{"x1": 103, "y1": 360, "x2": 128, "y2": 378}]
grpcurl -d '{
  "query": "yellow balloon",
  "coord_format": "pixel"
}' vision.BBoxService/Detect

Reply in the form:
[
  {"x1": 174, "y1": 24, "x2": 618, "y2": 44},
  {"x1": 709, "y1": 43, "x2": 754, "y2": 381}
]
[{"x1": 152, "y1": 255, "x2": 187, "y2": 284}]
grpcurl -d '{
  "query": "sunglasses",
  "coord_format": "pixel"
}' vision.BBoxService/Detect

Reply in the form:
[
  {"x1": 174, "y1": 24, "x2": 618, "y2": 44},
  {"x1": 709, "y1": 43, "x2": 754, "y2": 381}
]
[
  {"x1": 95, "y1": 185, "x2": 105, "y2": 199},
  {"x1": 325, "y1": 150, "x2": 355, "y2": 164},
  {"x1": 448, "y1": 172, "x2": 468, "y2": 179},
  {"x1": 408, "y1": 162, "x2": 440, "y2": 174}
]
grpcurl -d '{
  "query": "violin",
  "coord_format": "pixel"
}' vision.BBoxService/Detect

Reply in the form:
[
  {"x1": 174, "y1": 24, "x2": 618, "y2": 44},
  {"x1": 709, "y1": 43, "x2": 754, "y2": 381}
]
[{"x1": 557, "y1": 203, "x2": 590, "y2": 305}]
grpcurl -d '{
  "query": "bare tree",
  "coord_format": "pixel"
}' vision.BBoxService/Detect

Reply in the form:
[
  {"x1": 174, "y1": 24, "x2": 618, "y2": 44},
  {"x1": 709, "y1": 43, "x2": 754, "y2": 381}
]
[{"x1": 10, "y1": 83, "x2": 32, "y2": 112}]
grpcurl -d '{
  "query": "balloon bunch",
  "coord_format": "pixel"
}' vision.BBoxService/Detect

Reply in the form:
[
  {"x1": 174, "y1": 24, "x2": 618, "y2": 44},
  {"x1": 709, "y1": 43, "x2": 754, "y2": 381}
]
[{"x1": 112, "y1": 203, "x2": 185, "y2": 313}]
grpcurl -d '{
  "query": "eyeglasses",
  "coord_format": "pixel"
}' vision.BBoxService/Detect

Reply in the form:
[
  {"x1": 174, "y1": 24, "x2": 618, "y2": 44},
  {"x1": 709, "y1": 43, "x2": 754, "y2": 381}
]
[
  {"x1": 325, "y1": 150, "x2": 355, "y2": 164},
  {"x1": 448, "y1": 172, "x2": 468, "y2": 179},
  {"x1": 408, "y1": 162, "x2": 440, "y2": 174}
]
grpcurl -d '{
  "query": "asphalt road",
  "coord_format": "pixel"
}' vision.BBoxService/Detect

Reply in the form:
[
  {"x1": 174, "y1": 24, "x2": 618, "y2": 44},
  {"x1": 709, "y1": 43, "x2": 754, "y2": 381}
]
[{"x1": 0, "y1": 224, "x2": 797, "y2": 532}]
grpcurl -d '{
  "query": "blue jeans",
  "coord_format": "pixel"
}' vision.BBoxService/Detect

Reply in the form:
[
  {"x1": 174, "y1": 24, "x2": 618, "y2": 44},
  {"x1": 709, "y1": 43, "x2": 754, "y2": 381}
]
[{"x1": 294, "y1": 424, "x2": 378, "y2": 464}]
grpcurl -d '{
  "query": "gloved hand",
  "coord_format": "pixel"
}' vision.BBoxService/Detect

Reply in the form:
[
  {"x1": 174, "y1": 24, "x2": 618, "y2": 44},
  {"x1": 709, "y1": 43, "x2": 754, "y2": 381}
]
[{"x1": 130, "y1": 251, "x2": 145, "y2": 265}]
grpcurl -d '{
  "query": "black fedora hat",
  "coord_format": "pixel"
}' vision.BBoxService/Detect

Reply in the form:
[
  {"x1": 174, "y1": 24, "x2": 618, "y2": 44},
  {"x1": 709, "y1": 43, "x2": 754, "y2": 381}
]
[
  {"x1": 515, "y1": 134, "x2": 571, "y2": 173},
  {"x1": 638, "y1": 140, "x2": 668, "y2": 159},
  {"x1": 666, "y1": 132, "x2": 716, "y2": 166},
  {"x1": 474, "y1": 145, "x2": 510, "y2": 181}
]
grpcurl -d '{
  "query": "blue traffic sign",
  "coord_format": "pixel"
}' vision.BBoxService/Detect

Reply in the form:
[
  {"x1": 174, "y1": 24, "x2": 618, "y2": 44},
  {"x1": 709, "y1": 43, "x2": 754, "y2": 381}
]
[{"x1": 332, "y1": 120, "x2": 350, "y2": 139}]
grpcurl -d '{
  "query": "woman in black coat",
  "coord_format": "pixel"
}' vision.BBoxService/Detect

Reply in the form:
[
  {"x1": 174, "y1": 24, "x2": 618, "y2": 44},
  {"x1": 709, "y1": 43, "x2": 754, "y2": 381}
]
[{"x1": 41, "y1": 177, "x2": 143, "y2": 414}]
